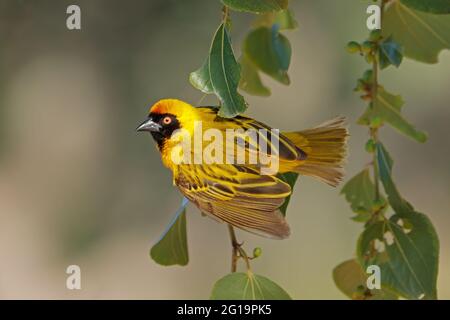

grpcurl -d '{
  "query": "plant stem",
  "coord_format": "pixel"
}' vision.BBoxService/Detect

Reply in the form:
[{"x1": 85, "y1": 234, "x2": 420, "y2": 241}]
[
  {"x1": 238, "y1": 245, "x2": 252, "y2": 271},
  {"x1": 370, "y1": 0, "x2": 386, "y2": 202},
  {"x1": 371, "y1": 61, "x2": 380, "y2": 202},
  {"x1": 228, "y1": 224, "x2": 239, "y2": 272},
  {"x1": 222, "y1": 5, "x2": 229, "y2": 23},
  {"x1": 227, "y1": 224, "x2": 252, "y2": 272}
]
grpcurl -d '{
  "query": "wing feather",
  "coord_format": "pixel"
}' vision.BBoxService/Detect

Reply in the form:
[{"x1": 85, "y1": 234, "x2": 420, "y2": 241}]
[
  {"x1": 176, "y1": 164, "x2": 291, "y2": 239},
  {"x1": 197, "y1": 107, "x2": 306, "y2": 164}
]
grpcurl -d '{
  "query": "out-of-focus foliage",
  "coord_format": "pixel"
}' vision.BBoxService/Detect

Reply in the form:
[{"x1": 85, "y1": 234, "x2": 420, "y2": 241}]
[
  {"x1": 400, "y1": 0, "x2": 450, "y2": 14},
  {"x1": 333, "y1": 259, "x2": 397, "y2": 300},
  {"x1": 239, "y1": 55, "x2": 271, "y2": 96},
  {"x1": 221, "y1": 0, "x2": 288, "y2": 14},
  {"x1": 341, "y1": 168, "x2": 387, "y2": 223},
  {"x1": 242, "y1": 25, "x2": 291, "y2": 85},
  {"x1": 358, "y1": 87, "x2": 427, "y2": 143},
  {"x1": 378, "y1": 36, "x2": 403, "y2": 69},
  {"x1": 383, "y1": 1, "x2": 450, "y2": 63},
  {"x1": 356, "y1": 143, "x2": 439, "y2": 299},
  {"x1": 336, "y1": 0, "x2": 446, "y2": 300},
  {"x1": 240, "y1": 10, "x2": 296, "y2": 96}
]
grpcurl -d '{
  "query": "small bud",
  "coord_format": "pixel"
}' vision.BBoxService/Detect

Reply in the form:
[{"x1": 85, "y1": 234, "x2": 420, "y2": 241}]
[
  {"x1": 346, "y1": 41, "x2": 362, "y2": 54},
  {"x1": 354, "y1": 79, "x2": 365, "y2": 92},
  {"x1": 356, "y1": 285, "x2": 366, "y2": 293},
  {"x1": 352, "y1": 292, "x2": 366, "y2": 300},
  {"x1": 365, "y1": 139, "x2": 376, "y2": 153},
  {"x1": 362, "y1": 41, "x2": 375, "y2": 53},
  {"x1": 369, "y1": 29, "x2": 382, "y2": 41},
  {"x1": 362, "y1": 69, "x2": 374, "y2": 83},
  {"x1": 253, "y1": 247, "x2": 262, "y2": 258},
  {"x1": 372, "y1": 198, "x2": 385, "y2": 211},
  {"x1": 355, "y1": 206, "x2": 368, "y2": 215},
  {"x1": 370, "y1": 116, "x2": 383, "y2": 128},
  {"x1": 365, "y1": 53, "x2": 375, "y2": 64},
  {"x1": 351, "y1": 285, "x2": 368, "y2": 300}
]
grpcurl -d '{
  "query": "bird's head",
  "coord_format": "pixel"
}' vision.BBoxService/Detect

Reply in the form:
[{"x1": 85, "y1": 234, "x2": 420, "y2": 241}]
[{"x1": 136, "y1": 99, "x2": 198, "y2": 146}]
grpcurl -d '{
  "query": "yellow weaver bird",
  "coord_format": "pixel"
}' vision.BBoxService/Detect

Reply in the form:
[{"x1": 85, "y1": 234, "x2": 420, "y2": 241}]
[{"x1": 137, "y1": 99, "x2": 348, "y2": 239}]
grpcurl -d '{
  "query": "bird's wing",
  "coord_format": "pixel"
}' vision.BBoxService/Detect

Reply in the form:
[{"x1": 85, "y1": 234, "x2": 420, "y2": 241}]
[
  {"x1": 197, "y1": 107, "x2": 307, "y2": 163},
  {"x1": 232, "y1": 116, "x2": 307, "y2": 162},
  {"x1": 175, "y1": 164, "x2": 291, "y2": 239}
]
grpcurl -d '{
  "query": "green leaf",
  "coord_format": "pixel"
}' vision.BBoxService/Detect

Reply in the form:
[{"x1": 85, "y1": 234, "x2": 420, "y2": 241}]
[
  {"x1": 379, "y1": 37, "x2": 403, "y2": 69},
  {"x1": 358, "y1": 87, "x2": 427, "y2": 143},
  {"x1": 277, "y1": 172, "x2": 298, "y2": 216},
  {"x1": 357, "y1": 212, "x2": 439, "y2": 299},
  {"x1": 150, "y1": 199, "x2": 189, "y2": 266},
  {"x1": 351, "y1": 212, "x2": 373, "y2": 223},
  {"x1": 190, "y1": 23, "x2": 247, "y2": 118},
  {"x1": 243, "y1": 25, "x2": 291, "y2": 85},
  {"x1": 222, "y1": 0, "x2": 288, "y2": 14},
  {"x1": 333, "y1": 259, "x2": 398, "y2": 300},
  {"x1": 383, "y1": 1, "x2": 450, "y2": 63},
  {"x1": 189, "y1": 58, "x2": 213, "y2": 94},
  {"x1": 378, "y1": 142, "x2": 393, "y2": 171},
  {"x1": 341, "y1": 168, "x2": 386, "y2": 219},
  {"x1": 255, "y1": 9, "x2": 298, "y2": 30},
  {"x1": 355, "y1": 143, "x2": 440, "y2": 299},
  {"x1": 400, "y1": 0, "x2": 450, "y2": 14},
  {"x1": 273, "y1": 9, "x2": 298, "y2": 29},
  {"x1": 211, "y1": 272, "x2": 292, "y2": 300},
  {"x1": 376, "y1": 143, "x2": 409, "y2": 212},
  {"x1": 341, "y1": 169, "x2": 376, "y2": 213},
  {"x1": 239, "y1": 55, "x2": 271, "y2": 96},
  {"x1": 239, "y1": 22, "x2": 293, "y2": 96}
]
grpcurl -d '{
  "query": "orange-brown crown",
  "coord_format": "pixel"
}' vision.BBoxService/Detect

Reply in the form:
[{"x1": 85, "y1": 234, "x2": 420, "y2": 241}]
[
  {"x1": 148, "y1": 99, "x2": 198, "y2": 133},
  {"x1": 149, "y1": 99, "x2": 194, "y2": 117}
]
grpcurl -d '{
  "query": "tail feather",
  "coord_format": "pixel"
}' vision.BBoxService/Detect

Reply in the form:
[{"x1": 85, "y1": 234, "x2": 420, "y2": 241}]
[{"x1": 283, "y1": 117, "x2": 348, "y2": 187}]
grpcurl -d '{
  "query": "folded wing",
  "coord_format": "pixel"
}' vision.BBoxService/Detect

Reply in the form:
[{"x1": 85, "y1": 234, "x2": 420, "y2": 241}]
[{"x1": 176, "y1": 164, "x2": 291, "y2": 239}]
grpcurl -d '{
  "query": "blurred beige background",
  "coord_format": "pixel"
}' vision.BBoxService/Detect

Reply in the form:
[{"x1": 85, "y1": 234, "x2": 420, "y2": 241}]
[{"x1": 0, "y1": 0, "x2": 449, "y2": 299}]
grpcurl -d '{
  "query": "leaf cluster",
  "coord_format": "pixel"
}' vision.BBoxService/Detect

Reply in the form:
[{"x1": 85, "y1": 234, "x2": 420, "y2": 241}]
[{"x1": 336, "y1": 0, "x2": 446, "y2": 300}]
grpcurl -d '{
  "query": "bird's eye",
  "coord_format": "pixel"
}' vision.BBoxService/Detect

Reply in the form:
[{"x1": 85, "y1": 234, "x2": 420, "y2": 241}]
[{"x1": 162, "y1": 116, "x2": 172, "y2": 125}]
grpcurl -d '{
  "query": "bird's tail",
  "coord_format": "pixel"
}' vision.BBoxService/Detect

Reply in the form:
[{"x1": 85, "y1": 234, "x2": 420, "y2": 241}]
[{"x1": 283, "y1": 117, "x2": 348, "y2": 187}]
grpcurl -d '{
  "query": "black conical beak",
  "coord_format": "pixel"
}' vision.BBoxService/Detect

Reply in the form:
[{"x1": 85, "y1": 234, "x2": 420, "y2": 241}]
[{"x1": 136, "y1": 118, "x2": 162, "y2": 132}]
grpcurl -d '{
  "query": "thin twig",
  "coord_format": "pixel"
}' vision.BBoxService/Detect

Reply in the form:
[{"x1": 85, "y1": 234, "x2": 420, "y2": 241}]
[
  {"x1": 222, "y1": 5, "x2": 229, "y2": 23},
  {"x1": 228, "y1": 224, "x2": 239, "y2": 272},
  {"x1": 227, "y1": 224, "x2": 252, "y2": 272},
  {"x1": 370, "y1": 0, "x2": 387, "y2": 202},
  {"x1": 369, "y1": 46, "x2": 380, "y2": 201}
]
